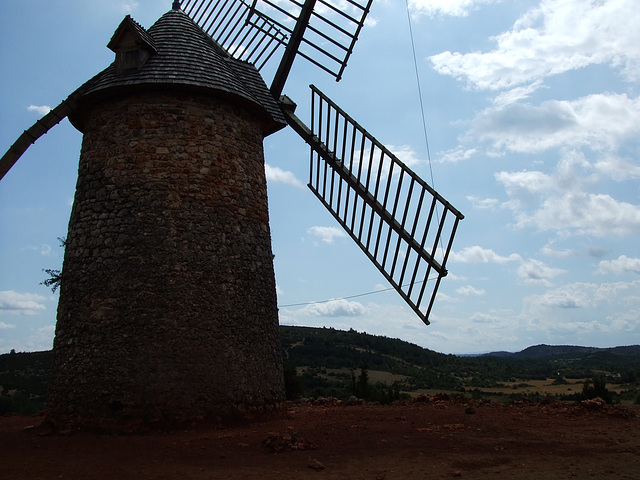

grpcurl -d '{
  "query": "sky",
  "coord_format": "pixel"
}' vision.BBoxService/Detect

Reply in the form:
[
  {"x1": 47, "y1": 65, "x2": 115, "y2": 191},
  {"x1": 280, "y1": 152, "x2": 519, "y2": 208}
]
[{"x1": 1, "y1": 0, "x2": 639, "y2": 355}]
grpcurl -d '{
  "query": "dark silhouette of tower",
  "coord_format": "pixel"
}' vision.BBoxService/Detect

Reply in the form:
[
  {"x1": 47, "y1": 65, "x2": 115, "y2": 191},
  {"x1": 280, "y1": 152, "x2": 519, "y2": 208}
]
[{"x1": 46, "y1": 5, "x2": 287, "y2": 430}]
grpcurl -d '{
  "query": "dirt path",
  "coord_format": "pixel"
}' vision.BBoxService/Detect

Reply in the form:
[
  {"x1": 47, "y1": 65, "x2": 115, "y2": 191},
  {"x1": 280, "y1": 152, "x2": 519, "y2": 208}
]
[{"x1": 2, "y1": 397, "x2": 639, "y2": 479}]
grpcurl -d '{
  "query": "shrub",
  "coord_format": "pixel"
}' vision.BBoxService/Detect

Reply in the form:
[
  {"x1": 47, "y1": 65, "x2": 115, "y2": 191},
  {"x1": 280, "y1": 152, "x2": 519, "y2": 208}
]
[{"x1": 581, "y1": 375, "x2": 614, "y2": 404}]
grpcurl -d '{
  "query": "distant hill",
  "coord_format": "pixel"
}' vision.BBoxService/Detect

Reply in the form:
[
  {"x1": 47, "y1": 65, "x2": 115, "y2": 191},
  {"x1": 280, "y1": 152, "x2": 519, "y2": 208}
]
[
  {"x1": 2, "y1": 327, "x2": 639, "y2": 413},
  {"x1": 0, "y1": 350, "x2": 52, "y2": 415},
  {"x1": 278, "y1": 326, "x2": 640, "y2": 402},
  {"x1": 485, "y1": 344, "x2": 640, "y2": 359}
]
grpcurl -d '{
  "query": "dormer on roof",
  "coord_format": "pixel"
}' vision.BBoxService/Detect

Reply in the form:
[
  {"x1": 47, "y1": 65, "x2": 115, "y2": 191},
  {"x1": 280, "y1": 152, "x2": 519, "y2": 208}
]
[{"x1": 107, "y1": 15, "x2": 158, "y2": 75}]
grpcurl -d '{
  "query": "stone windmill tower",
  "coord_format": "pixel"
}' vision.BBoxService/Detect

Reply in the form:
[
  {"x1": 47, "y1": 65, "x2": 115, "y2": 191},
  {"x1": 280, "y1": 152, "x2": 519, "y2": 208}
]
[
  {"x1": 48, "y1": 4, "x2": 287, "y2": 430},
  {"x1": 44, "y1": 4, "x2": 292, "y2": 430},
  {"x1": 0, "y1": 0, "x2": 463, "y2": 431}
]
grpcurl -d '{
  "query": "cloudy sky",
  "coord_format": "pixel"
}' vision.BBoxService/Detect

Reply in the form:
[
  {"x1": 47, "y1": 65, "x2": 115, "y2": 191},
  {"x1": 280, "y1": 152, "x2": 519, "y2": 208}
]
[{"x1": 1, "y1": 0, "x2": 639, "y2": 354}]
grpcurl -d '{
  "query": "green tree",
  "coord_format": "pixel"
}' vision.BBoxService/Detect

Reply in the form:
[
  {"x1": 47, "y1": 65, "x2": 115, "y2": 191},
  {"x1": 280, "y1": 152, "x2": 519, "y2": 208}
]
[
  {"x1": 582, "y1": 375, "x2": 614, "y2": 404},
  {"x1": 41, "y1": 237, "x2": 66, "y2": 293},
  {"x1": 552, "y1": 375, "x2": 568, "y2": 385},
  {"x1": 283, "y1": 360, "x2": 304, "y2": 400},
  {"x1": 356, "y1": 363, "x2": 369, "y2": 399}
]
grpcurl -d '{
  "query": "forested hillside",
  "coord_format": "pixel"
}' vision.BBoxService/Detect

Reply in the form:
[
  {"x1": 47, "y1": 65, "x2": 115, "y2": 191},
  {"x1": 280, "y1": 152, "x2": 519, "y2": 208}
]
[{"x1": 280, "y1": 326, "x2": 640, "y2": 404}]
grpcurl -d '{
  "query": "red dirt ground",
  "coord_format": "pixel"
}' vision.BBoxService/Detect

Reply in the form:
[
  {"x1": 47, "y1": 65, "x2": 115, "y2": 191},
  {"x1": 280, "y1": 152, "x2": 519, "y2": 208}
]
[{"x1": 2, "y1": 395, "x2": 639, "y2": 479}]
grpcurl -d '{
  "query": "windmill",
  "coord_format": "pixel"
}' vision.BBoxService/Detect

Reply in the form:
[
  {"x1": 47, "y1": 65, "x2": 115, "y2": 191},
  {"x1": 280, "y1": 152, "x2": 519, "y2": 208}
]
[
  {"x1": 0, "y1": 0, "x2": 463, "y2": 430},
  {"x1": 175, "y1": 0, "x2": 464, "y2": 325}
]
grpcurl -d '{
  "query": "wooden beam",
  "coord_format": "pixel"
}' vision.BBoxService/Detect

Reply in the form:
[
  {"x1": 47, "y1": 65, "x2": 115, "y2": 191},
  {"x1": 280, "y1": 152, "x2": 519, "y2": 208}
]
[{"x1": 269, "y1": 0, "x2": 316, "y2": 99}]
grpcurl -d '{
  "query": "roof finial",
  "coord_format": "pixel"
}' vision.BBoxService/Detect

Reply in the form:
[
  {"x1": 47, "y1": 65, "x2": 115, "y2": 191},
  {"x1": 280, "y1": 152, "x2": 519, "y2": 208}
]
[{"x1": 172, "y1": 1, "x2": 181, "y2": 10}]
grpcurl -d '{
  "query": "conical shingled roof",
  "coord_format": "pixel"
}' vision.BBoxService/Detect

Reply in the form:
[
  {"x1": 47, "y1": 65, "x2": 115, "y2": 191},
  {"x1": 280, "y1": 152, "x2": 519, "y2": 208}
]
[{"x1": 69, "y1": 8, "x2": 286, "y2": 135}]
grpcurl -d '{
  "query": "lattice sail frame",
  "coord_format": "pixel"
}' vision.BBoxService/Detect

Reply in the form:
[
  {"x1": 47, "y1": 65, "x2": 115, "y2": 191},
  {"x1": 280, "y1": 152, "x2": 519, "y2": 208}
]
[
  {"x1": 282, "y1": 86, "x2": 464, "y2": 325},
  {"x1": 181, "y1": 0, "x2": 372, "y2": 81},
  {"x1": 182, "y1": 0, "x2": 287, "y2": 70}
]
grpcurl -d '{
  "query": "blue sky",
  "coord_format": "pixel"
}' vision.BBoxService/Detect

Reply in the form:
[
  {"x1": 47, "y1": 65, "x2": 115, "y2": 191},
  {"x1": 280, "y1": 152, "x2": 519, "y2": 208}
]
[{"x1": 1, "y1": 0, "x2": 639, "y2": 354}]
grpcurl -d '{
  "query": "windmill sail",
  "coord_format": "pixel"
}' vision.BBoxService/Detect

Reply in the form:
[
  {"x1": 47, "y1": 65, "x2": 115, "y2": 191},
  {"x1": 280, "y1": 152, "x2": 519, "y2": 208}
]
[
  {"x1": 181, "y1": 0, "x2": 372, "y2": 95},
  {"x1": 281, "y1": 86, "x2": 464, "y2": 325},
  {"x1": 258, "y1": 0, "x2": 372, "y2": 95},
  {"x1": 181, "y1": 0, "x2": 288, "y2": 71},
  {"x1": 0, "y1": 83, "x2": 95, "y2": 181}
]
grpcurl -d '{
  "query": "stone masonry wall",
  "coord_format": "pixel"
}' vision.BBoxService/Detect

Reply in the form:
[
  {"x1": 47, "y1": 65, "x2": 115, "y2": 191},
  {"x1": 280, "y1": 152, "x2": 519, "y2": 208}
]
[{"x1": 47, "y1": 91, "x2": 285, "y2": 430}]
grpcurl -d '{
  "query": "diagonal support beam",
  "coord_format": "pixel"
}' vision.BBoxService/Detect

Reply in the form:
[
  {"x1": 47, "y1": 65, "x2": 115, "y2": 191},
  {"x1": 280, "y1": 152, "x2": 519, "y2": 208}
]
[
  {"x1": 269, "y1": 0, "x2": 316, "y2": 99},
  {"x1": 0, "y1": 86, "x2": 89, "y2": 182}
]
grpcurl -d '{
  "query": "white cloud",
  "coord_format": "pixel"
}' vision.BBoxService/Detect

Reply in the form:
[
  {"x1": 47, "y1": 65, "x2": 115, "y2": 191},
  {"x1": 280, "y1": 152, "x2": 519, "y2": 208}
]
[
  {"x1": 430, "y1": 0, "x2": 640, "y2": 97},
  {"x1": 469, "y1": 312, "x2": 501, "y2": 324},
  {"x1": 120, "y1": 1, "x2": 139, "y2": 14},
  {"x1": 471, "y1": 196, "x2": 500, "y2": 210},
  {"x1": 598, "y1": 255, "x2": 640, "y2": 275},
  {"x1": 27, "y1": 105, "x2": 51, "y2": 115},
  {"x1": 307, "y1": 226, "x2": 348, "y2": 243},
  {"x1": 495, "y1": 170, "x2": 554, "y2": 195},
  {"x1": 0, "y1": 291, "x2": 47, "y2": 315},
  {"x1": 438, "y1": 146, "x2": 477, "y2": 164},
  {"x1": 389, "y1": 144, "x2": 424, "y2": 169},
  {"x1": 22, "y1": 244, "x2": 56, "y2": 256},
  {"x1": 450, "y1": 246, "x2": 521, "y2": 264},
  {"x1": 365, "y1": 15, "x2": 378, "y2": 27},
  {"x1": 512, "y1": 280, "x2": 640, "y2": 347},
  {"x1": 522, "y1": 281, "x2": 640, "y2": 328},
  {"x1": 265, "y1": 164, "x2": 305, "y2": 188},
  {"x1": 471, "y1": 94, "x2": 640, "y2": 154},
  {"x1": 594, "y1": 154, "x2": 640, "y2": 181},
  {"x1": 409, "y1": 0, "x2": 500, "y2": 18},
  {"x1": 529, "y1": 289, "x2": 589, "y2": 309},
  {"x1": 517, "y1": 258, "x2": 566, "y2": 286},
  {"x1": 493, "y1": 81, "x2": 545, "y2": 107},
  {"x1": 518, "y1": 191, "x2": 640, "y2": 237},
  {"x1": 587, "y1": 247, "x2": 609, "y2": 259},
  {"x1": 466, "y1": 195, "x2": 499, "y2": 210},
  {"x1": 495, "y1": 149, "x2": 640, "y2": 237},
  {"x1": 299, "y1": 298, "x2": 367, "y2": 317},
  {"x1": 602, "y1": 309, "x2": 640, "y2": 335},
  {"x1": 525, "y1": 280, "x2": 640, "y2": 311},
  {"x1": 541, "y1": 243, "x2": 577, "y2": 258},
  {"x1": 456, "y1": 285, "x2": 486, "y2": 296},
  {"x1": 0, "y1": 322, "x2": 16, "y2": 330},
  {"x1": 430, "y1": 308, "x2": 522, "y2": 353},
  {"x1": 24, "y1": 325, "x2": 56, "y2": 352},
  {"x1": 451, "y1": 247, "x2": 565, "y2": 286}
]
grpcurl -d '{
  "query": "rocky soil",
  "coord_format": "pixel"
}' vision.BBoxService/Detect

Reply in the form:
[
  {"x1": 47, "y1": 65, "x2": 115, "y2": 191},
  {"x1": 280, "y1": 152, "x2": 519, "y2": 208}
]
[{"x1": 2, "y1": 395, "x2": 639, "y2": 479}]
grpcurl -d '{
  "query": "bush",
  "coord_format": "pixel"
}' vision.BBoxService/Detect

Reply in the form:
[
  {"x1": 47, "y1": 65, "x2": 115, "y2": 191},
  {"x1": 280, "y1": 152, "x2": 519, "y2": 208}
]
[
  {"x1": 581, "y1": 375, "x2": 614, "y2": 404},
  {"x1": 283, "y1": 361, "x2": 304, "y2": 400}
]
